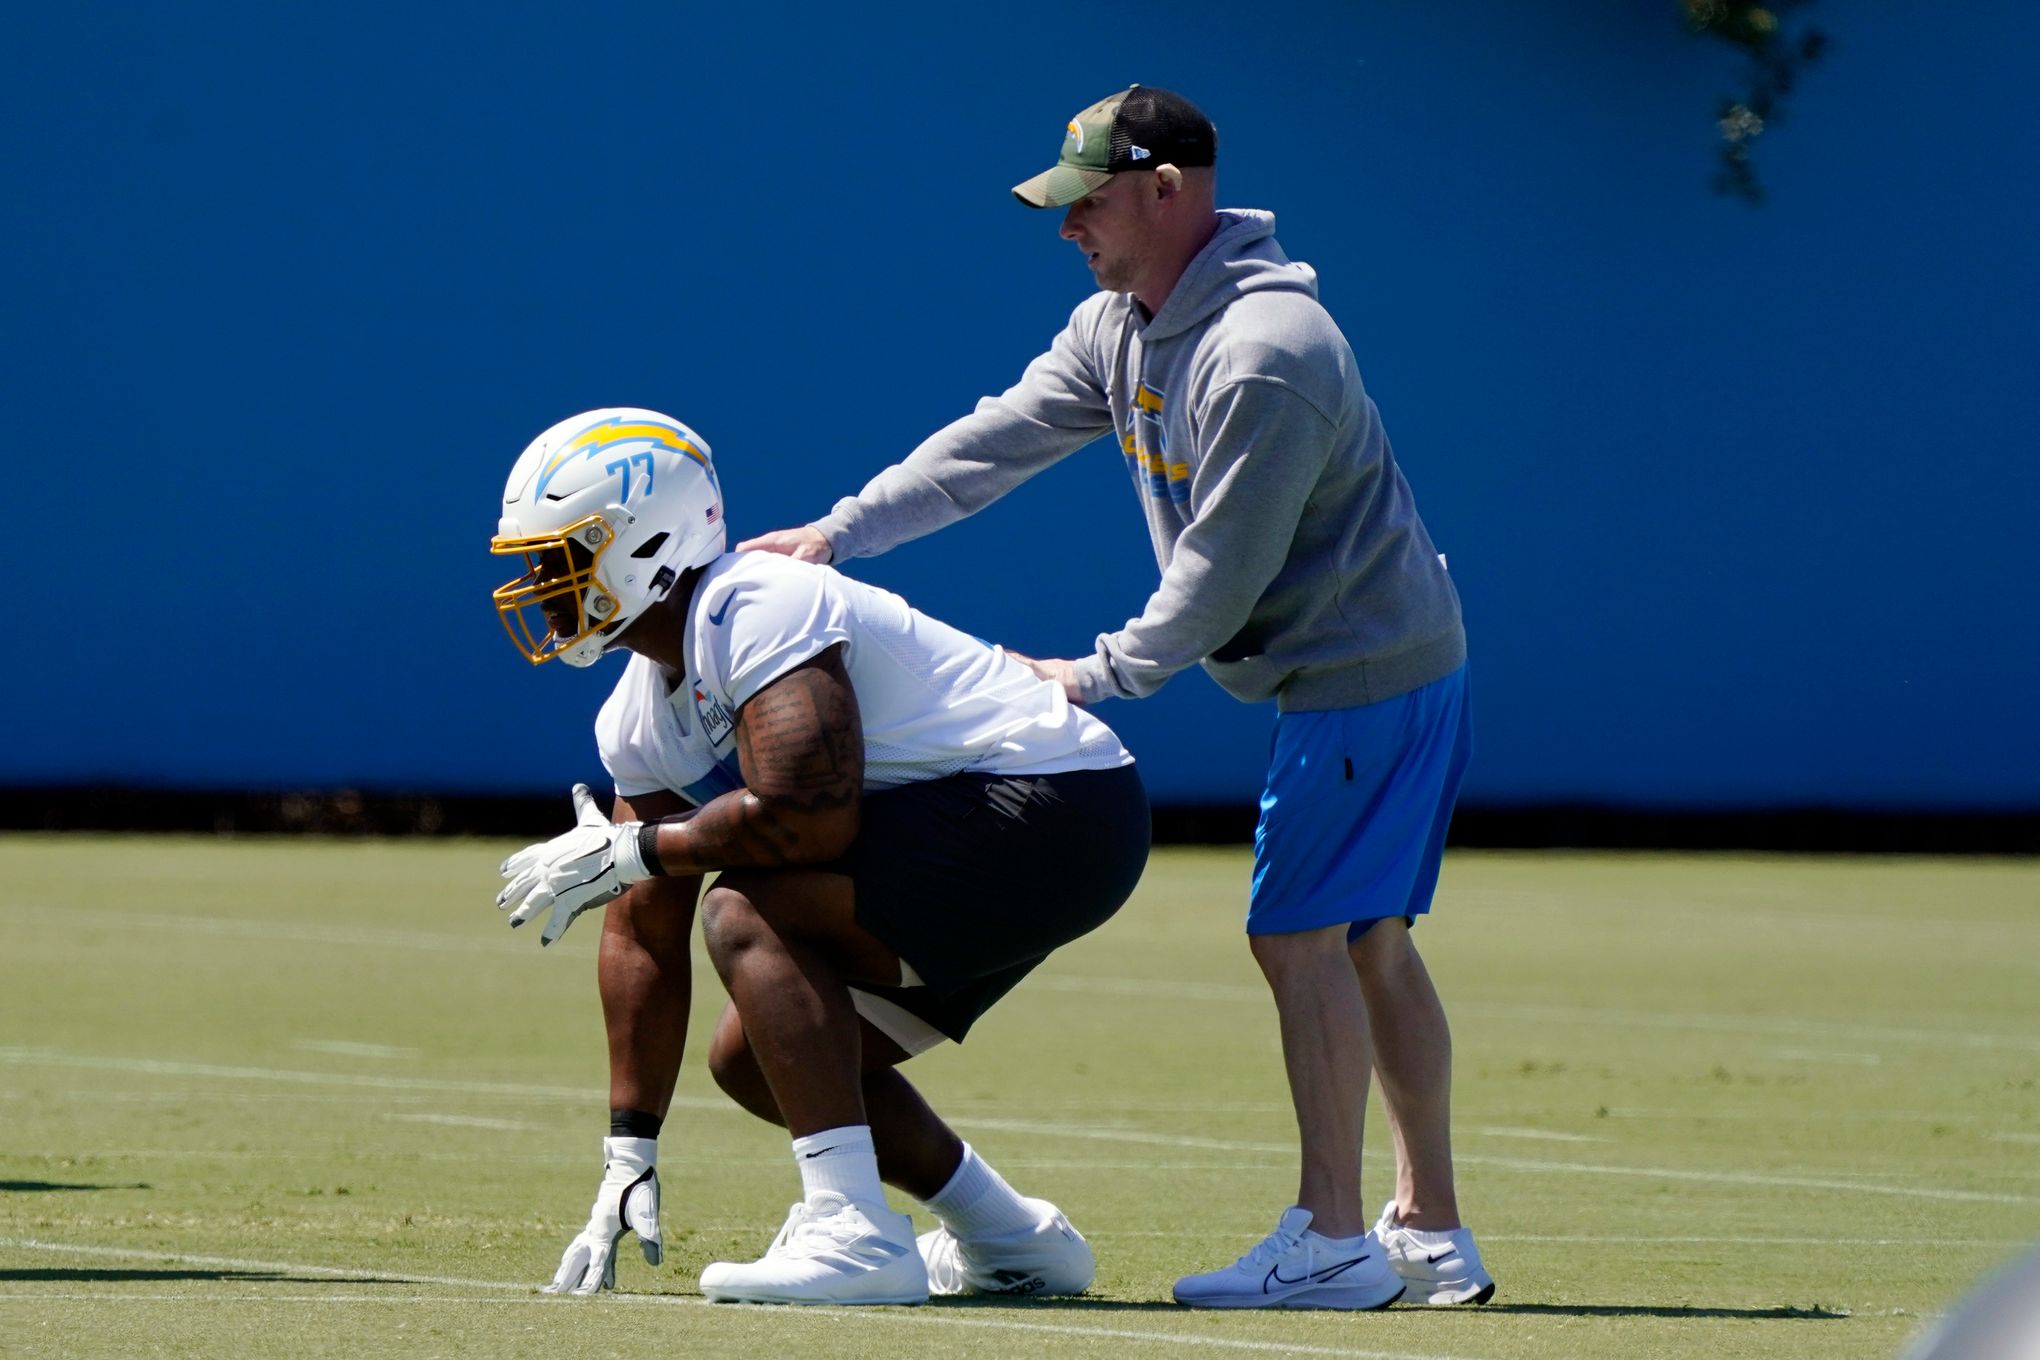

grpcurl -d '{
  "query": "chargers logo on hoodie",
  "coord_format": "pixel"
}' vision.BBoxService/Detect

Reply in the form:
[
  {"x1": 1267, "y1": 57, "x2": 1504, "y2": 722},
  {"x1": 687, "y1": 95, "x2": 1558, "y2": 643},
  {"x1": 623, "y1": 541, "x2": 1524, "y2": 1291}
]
[{"x1": 1123, "y1": 381, "x2": 1191, "y2": 504}]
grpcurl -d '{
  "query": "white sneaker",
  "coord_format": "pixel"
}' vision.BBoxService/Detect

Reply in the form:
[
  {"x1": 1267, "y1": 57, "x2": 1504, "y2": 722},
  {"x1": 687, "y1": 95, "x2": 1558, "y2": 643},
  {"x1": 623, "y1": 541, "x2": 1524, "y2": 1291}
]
[
  {"x1": 699, "y1": 1192, "x2": 928, "y2": 1305},
  {"x1": 917, "y1": 1197, "x2": 1096, "y2": 1297},
  {"x1": 1172, "y1": 1207, "x2": 1404, "y2": 1310},
  {"x1": 1372, "y1": 1199, "x2": 1495, "y2": 1305}
]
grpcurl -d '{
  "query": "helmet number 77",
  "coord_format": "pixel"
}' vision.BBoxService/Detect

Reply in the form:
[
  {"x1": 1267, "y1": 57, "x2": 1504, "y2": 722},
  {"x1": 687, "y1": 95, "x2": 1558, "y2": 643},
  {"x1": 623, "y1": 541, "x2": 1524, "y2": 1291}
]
[{"x1": 606, "y1": 452, "x2": 656, "y2": 504}]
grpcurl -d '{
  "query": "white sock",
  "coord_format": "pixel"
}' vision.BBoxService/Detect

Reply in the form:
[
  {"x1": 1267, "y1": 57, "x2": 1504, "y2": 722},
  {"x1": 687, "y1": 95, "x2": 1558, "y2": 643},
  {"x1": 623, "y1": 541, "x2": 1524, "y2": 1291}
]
[
  {"x1": 1383, "y1": 1204, "x2": 1464, "y2": 1242},
  {"x1": 922, "y1": 1142, "x2": 1037, "y2": 1238},
  {"x1": 1306, "y1": 1228, "x2": 1372, "y2": 1252},
  {"x1": 791, "y1": 1125, "x2": 884, "y2": 1205}
]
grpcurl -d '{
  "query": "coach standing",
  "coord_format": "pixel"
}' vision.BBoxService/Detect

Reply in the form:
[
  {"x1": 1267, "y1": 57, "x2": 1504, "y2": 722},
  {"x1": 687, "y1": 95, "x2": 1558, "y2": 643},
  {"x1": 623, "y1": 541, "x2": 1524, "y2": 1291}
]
[{"x1": 740, "y1": 85, "x2": 1493, "y2": 1310}]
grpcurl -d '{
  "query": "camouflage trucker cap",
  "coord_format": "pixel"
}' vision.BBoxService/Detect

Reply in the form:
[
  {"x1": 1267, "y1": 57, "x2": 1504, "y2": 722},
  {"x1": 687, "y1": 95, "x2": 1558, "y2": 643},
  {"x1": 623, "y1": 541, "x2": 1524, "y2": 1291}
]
[{"x1": 1012, "y1": 85, "x2": 1217, "y2": 208}]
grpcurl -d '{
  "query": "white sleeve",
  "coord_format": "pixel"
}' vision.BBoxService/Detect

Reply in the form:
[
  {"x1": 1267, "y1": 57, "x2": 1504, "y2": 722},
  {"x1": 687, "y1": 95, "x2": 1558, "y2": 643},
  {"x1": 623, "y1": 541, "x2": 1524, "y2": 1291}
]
[
  {"x1": 594, "y1": 656, "x2": 738, "y2": 805},
  {"x1": 702, "y1": 560, "x2": 854, "y2": 709},
  {"x1": 594, "y1": 680, "x2": 666, "y2": 800}
]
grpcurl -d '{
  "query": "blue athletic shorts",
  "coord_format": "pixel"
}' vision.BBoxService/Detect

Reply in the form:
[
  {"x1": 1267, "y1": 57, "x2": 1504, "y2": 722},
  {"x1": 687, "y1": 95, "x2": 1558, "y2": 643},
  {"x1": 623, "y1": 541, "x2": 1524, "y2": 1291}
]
[{"x1": 1248, "y1": 664, "x2": 1471, "y2": 938}]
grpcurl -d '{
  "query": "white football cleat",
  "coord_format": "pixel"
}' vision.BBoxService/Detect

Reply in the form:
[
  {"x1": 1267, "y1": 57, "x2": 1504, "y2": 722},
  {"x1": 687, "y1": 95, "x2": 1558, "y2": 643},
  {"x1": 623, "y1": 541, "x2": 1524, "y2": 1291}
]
[
  {"x1": 917, "y1": 1197, "x2": 1096, "y2": 1297},
  {"x1": 1172, "y1": 1207, "x2": 1404, "y2": 1310},
  {"x1": 1372, "y1": 1199, "x2": 1496, "y2": 1305},
  {"x1": 699, "y1": 1192, "x2": 928, "y2": 1306}
]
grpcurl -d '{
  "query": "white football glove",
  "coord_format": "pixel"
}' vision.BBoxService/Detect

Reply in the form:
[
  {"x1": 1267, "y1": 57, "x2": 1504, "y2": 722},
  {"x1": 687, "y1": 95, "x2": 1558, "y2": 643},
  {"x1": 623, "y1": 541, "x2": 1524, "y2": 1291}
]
[
  {"x1": 543, "y1": 1136, "x2": 663, "y2": 1295},
  {"x1": 496, "y1": 784, "x2": 653, "y2": 946}
]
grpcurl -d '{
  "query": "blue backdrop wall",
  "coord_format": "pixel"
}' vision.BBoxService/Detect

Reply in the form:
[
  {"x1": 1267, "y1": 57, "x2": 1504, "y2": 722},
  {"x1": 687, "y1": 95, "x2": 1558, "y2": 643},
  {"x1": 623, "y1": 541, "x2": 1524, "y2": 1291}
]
[{"x1": 5, "y1": 2, "x2": 2036, "y2": 809}]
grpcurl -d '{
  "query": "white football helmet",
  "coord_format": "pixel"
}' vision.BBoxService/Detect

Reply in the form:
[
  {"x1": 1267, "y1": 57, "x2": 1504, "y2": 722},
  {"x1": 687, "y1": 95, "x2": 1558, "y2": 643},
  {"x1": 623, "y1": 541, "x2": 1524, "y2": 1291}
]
[{"x1": 491, "y1": 407, "x2": 725, "y2": 666}]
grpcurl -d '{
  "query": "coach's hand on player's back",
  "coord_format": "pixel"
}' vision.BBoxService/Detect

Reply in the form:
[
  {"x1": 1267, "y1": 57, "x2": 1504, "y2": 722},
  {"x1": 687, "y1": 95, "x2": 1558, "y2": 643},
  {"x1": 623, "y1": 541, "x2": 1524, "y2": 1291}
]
[
  {"x1": 1007, "y1": 651, "x2": 1086, "y2": 705},
  {"x1": 733, "y1": 525, "x2": 833, "y2": 563},
  {"x1": 545, "y1": 1136, "x2": 664, "y2": 1295}
]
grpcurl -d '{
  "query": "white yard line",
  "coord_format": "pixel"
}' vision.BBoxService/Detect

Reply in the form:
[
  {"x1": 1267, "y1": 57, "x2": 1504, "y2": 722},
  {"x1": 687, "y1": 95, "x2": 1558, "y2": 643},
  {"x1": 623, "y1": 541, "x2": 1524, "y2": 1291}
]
[
  {"x1": 0, "y1": 1238, "x2": 1498, "y2": 1360},
  {"x1": 992, "y1": 1161, "x2": 1330, "y2": 1172},
  {"x1": 6, "y1": 1046, "x2": 2025, "y2": 1205},
  {"x1": 8, "y1": 904, "x2": 527, "y2": 956},
  {"x1": 1084, "y1": 1232, "x2": 2026, "y2": 1248},
  {"x1": 968, "y1": 1119, "x2": 1603, "y2": 1150},
  {"x1": 1024, "y1": 975, "x2": 2040, "y2": 1056},
  {"x1": 945, "y1": 1098, "x2": 1294, "y2": 1115},
  {"x1": 381, "y1": 1113, "x2": 541, "y2": 1132},
  {"x1": 1455, "y1": 1001, "x2": 2040, "y2": 1055},
  {"x1": 1481, "y1": 1235, "x2": 2027, "y2": 1247},
  {"x1": 0, "y1": 1238, "x2": 527, "y2": 1292},
  {"x1": 1452, "y1": 1153, "x2": 2032, "y2": 1206},
  {"x1": 18, "y1": 901, "x2": 2032, "y2": 1055},
  {"x1": 1030, "y1": 976, "x2": 1266, "y2": 1004},
  {"x1": 2, "y1": 1294, "x2": 523, "y2": 1303},
  {"x1": 17, "y1": 1084, "x2": 2014, "y2": 1136},
  {"x1": 295, "y1": 1041, "x2": 417, "y2": 1060},
  {"x1": 0, "y1": 1048, "x2": 730, "y2": 1111},
  {"x1": 1595, "y1": 1107, "x2": 1995, "y2": 1125},
  {"x1": 953, "y1": 1116, "x2": 1292, "y2": 1156},
  {"x1": 40, "y1": 1147, "x2": 589, "y2": 1165},
  {"x1": 954, "y1": 1118, "x2": 2034, "y2": 1206}
]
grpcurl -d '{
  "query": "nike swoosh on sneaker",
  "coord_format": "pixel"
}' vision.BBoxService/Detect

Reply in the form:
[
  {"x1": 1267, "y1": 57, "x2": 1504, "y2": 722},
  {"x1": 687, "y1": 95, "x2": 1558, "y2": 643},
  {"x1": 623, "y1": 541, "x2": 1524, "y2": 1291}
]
[
  {"x1": 1425, "y1": 1249, "x2": 1454, "y2": 1264},
  {"x1": 1266, "y1": 1253, "x2": 1374, "y2": 1289}
]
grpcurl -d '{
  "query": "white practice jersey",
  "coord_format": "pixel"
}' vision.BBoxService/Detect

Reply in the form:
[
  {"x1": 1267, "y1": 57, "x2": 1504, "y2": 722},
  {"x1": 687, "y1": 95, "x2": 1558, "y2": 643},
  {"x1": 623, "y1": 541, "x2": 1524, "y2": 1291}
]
[{"x1": 597, "y1": 552, "x2": 1132, "y2": 806}]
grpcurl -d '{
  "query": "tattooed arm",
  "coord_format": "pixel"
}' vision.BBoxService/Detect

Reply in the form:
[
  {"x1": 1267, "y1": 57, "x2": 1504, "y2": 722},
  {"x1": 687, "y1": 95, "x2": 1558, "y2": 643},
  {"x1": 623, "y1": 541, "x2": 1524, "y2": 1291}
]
[{"x1": 639, "y1": 644, "x2": 864, "y2": 872}]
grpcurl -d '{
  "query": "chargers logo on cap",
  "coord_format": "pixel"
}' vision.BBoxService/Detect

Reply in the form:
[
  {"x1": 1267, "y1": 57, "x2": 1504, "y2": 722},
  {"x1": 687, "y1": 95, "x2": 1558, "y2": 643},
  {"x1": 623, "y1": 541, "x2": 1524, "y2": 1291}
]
[{"x1": 1066, "y1": 120, "x2": 1084, "y2": 152}]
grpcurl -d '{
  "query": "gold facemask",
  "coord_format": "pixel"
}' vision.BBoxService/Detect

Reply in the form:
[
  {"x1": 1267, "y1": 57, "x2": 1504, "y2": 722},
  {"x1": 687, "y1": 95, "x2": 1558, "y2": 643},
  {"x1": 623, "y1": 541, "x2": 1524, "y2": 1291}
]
[{"x1": 489, "y1": 513, "x2": 621, "y2": 664}]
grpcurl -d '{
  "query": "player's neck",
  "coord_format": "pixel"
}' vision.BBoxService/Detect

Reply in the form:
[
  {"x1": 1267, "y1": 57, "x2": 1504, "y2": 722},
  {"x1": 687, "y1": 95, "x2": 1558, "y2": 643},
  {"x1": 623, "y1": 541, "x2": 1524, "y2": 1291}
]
[{"x1": 615, "y1": 566, "x2": 704, "y2": 678}]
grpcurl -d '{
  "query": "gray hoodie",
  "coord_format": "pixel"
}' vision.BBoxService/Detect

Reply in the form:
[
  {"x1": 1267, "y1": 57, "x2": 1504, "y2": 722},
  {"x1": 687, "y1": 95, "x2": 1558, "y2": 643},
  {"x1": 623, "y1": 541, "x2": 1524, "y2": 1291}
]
[{"x1": 814, "y1": 208, "x2": 1466, "y2": 712}]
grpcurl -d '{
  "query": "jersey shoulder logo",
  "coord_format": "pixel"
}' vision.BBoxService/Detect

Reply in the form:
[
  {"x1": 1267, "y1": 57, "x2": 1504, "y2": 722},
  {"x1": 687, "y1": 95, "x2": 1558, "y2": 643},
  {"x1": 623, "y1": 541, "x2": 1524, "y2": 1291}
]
[{"x1": 693, "y1": 685, "x2": 736, "y2": 747}]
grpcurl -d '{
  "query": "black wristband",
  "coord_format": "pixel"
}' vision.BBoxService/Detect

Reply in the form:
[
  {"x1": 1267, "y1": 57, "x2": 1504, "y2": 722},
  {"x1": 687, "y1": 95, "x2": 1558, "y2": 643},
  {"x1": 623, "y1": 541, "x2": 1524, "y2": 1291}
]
[
  {"x1": 636, "y1": 822, "x2": 668, "y2": 877},
  {"x1": 610, "y1": 1108, "x2": 663, "y2": 1140}
]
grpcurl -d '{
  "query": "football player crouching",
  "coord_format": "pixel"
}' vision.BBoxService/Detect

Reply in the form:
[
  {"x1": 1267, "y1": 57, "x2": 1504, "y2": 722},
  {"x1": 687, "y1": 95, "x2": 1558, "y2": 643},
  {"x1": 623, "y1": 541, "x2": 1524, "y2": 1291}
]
[{"x1": 490, "y1": 408, "x2": 1150, "y2": 1305}]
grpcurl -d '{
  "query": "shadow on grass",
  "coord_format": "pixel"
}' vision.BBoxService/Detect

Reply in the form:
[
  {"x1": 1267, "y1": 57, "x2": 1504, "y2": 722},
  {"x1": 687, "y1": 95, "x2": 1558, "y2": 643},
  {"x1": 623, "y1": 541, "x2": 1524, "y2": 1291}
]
[
  {"x1": 0, "y1": 1180, "x2": 152, "y2": 1193},
  {"x1": 1, "y1": 1268, "x2": 413, "y2": 1285},
  {"x1": 1482, "y1": 1303, "x2": 1848, "y2": 1320},
  {"x1": 925, "y1": 1298, "x2": 1848, "y2": 1320},
  {"x1": 930, "y1": 1297, "x2": 1206, "y2": 1313}
]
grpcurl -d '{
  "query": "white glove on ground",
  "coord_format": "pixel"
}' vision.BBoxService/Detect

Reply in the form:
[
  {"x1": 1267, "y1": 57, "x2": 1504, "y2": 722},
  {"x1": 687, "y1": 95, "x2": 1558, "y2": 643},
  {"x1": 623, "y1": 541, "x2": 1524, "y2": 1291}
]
[
  {"x1": 543, "y1": 1136, "x2": 663, "y2": 1295},
  {"x1": 497, "y1": 784, "x2": 653, "y2": 945}
]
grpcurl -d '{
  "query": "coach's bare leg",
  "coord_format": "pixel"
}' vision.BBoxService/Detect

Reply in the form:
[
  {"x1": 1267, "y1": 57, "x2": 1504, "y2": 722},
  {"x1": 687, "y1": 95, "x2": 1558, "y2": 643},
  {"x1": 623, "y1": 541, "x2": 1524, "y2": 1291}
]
[
  {"x1": 708, "y1": 1005, "x2": 964, "y2": 1199},
  {"x1": 599, "y1": 877, "x2": 702, "y2": 1117},
  {"x1": 1251, "y1": 924, "x2": 1373, "y2": 1239},
  {"x1": 699, "y1": 869, "x2": 903, "y2": 1139},
  {"x1": 1351, "y1": 918, "x2": 1461, "y2": 1230}
]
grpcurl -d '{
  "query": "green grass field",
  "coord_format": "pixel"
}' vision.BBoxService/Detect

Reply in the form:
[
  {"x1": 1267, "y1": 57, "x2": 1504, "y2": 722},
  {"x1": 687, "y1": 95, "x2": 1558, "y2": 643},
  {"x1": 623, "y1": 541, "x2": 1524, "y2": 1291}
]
[{"x1": 2, "y1": 836, "x2": 2035, "y2": 1359}]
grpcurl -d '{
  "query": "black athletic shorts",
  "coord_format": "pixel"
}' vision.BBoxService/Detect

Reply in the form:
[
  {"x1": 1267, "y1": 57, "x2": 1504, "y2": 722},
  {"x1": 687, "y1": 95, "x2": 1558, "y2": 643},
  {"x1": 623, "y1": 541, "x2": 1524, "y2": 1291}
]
[{"x1": 827, "y1": 763, "x2": 1149, "y2": 1045}]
